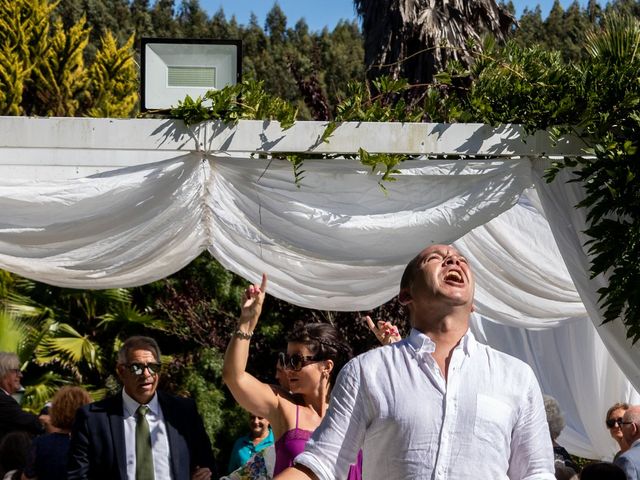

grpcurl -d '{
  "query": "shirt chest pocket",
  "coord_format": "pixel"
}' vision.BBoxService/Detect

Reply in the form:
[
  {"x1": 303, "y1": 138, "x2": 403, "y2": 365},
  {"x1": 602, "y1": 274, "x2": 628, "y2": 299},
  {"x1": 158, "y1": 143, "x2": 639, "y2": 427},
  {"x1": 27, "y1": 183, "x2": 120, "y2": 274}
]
[{"x1": 473, "y1": 393, "x2": 514, "y2": 446}]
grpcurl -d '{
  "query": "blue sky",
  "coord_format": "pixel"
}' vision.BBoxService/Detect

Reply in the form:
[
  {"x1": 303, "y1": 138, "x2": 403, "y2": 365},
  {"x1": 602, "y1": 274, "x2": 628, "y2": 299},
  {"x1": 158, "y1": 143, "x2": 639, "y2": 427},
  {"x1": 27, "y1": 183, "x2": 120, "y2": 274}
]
[{"x1": 199, "y1": 0, "x2": 592, "y2": 32}]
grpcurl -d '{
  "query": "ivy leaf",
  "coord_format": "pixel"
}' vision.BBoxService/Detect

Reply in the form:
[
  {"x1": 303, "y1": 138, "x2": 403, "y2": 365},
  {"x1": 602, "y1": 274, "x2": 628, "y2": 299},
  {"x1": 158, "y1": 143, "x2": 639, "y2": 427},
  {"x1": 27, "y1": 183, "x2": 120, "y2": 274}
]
[{"x1": 321, "y1": 121, "x2": 338, "y2": 144}]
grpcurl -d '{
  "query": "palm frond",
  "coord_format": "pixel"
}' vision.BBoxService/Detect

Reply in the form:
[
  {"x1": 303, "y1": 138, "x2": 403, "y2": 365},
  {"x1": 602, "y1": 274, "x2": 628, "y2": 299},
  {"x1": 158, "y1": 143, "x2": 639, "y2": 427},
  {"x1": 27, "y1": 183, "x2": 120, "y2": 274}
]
[
  {"x1": 36, "y1": 323, "x2": 103, "y2": 374},
  {"x1": 585, "y1": 13, "x2": 640, "y2": 63},
  {"x1": 355, "y1": 0, "x2": 515, "y2": 82},
  {"x1": 0, "y1": 309, "x2": 26, "y2": 354},
  {"x1": 98, "y1": 303, "x2": 168, "y2": 331},
  {"x1": 20, "y1": 371, "x2": 68, "y2": 413}
]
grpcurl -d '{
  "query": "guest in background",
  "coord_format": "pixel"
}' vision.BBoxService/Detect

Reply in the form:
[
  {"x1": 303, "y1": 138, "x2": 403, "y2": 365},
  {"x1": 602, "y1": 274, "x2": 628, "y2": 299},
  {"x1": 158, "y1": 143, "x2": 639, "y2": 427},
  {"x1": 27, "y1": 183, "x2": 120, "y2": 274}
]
[
  {"x1": 544, "y1": 395, "x2": 580, "y2": 472},
  {"x1": 580, "y1": 461, "x2": 626, "y2": 480},
  {"x1": 228, "y1": 415, "x2": 275, "y2": 473},
  {"x1": 0, "y1": 431, "x2": 32, "y2": 480},
  {"x1": 606, "y1": 402, "x2": 630, "y2": 460},
  {"x1": 553, "y1": 464, "x2": 577, "y2": 480},
  {"x1": 221, "y1": 359, "x2": 294, "y2": 480},
  {"x1": 22, "y1": 386, "x2": 92, "y2": 480},
  {"x1": 613, "y1": 405, "x2": 640, "y2": 479},
  {"x1": 0, "y1": 353, "x2": 43, "y2": 441},
  {"x1": 68, "y1": 336, "x2": 216, "y2": 480}
]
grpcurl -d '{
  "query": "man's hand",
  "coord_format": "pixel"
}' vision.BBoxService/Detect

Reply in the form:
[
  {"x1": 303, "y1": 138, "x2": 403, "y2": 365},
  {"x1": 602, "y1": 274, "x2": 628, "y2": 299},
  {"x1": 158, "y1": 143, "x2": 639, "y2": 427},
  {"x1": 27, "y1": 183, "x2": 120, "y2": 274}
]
[
  {"x1": 365, "y1": 315, "x2": 402, "y2": 345},
  {"x1": 191, "y1": 466, "x2": 211, "y2": 480}
]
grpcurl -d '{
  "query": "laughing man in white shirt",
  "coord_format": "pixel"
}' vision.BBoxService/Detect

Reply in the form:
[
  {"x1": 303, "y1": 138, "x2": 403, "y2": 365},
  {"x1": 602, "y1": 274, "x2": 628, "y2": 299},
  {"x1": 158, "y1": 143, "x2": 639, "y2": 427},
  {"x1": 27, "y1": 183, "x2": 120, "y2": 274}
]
[{"x1": 275, "y1": 244, "x2": 555, "y2": 480}]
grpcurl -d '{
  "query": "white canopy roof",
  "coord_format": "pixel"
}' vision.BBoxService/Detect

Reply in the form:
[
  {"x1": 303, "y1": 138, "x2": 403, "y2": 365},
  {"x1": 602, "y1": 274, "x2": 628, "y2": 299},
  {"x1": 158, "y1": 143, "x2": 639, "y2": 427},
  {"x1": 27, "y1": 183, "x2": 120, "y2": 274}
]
[{"x1": 1, "y1": 116, "x2": 638, "y2": 459}]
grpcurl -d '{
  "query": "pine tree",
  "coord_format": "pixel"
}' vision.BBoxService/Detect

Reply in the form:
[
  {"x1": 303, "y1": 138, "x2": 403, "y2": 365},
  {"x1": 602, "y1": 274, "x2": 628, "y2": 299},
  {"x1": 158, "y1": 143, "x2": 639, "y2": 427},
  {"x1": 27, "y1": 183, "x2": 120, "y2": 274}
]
[
  {"x1": 0, "y1": 0, "x2": 138, "y2": 117},
  {"x1": 0, "y1": 0, "x2": 56, "y2": 115},
  {"x1": 562, "y1": 1, "x2": 591, "y2": 62},
  {"x1": 606, "y1": 0, "x2": 640, "y2": 18},
  {"x1": 265, "y1": 3, "x2": 287, "y2": 44},
  {"x1": 209, "y1": 8, "x2": 230, "y2": 38},
  {"x1": 150, "y1": 0, "x2": 182, "y2": 38},
  {"x1": 86, "y1": 32, "x2": 138, "y2": 117},
  {"x1": 131, "y1": 0, "x2": 155, "y2": 39},
  {"x1": 322, "y1": 20, "x2": 365, "y2": 109},
  {"x1": 177, "y1": 0, "x2": 210, "y2": 38},
  {"x1": 29, "y1": 17, "x2": 90, "y2": 116}
]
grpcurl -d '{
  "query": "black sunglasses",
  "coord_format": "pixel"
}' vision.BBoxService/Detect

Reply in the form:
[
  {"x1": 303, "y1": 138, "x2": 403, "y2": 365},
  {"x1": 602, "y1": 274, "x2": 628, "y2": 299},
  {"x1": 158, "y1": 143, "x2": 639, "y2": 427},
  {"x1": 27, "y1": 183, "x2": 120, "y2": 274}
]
[
  {"x1": 125, "y1": 362, "x2": 161, "y2": 376},
  {"x1": 606, "y1": 417, "x2": 625, "y2": 428},
  {"x1": 278, "y1": 352, "x2": 323, "y2": 371}
]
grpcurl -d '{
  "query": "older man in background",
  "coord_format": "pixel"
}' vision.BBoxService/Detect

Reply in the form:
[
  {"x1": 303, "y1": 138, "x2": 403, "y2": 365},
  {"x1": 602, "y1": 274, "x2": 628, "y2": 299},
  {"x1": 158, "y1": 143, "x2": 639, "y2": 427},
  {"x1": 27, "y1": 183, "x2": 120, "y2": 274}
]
[
  {"x1": 68, "y1": 336, "x2": 216, "y2": 480},
  {"x1": 0, "y1": 352, "x2": 44, "y2": 441},
  {"x1": 615, "y1": 405, "x2": 640, "y2": 479}
]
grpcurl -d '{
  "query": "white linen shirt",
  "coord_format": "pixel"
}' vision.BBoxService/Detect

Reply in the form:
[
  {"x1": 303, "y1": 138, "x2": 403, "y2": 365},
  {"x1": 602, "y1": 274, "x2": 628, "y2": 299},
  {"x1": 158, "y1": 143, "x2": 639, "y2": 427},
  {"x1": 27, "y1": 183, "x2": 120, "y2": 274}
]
[
  {"x1": 122, "y1": 390, "x2": 172, "y2": 480},
  {"x1": 295, "y1": 329, "x2": 555, "y2": 480}
]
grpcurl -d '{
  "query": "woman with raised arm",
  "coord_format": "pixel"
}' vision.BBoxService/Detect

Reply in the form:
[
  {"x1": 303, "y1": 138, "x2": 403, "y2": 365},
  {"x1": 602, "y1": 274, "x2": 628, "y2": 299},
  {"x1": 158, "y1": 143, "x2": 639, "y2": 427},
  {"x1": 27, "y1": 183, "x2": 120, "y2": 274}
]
[{"x1": 222, "y1": 274, "x2": 353, "y2": 477}]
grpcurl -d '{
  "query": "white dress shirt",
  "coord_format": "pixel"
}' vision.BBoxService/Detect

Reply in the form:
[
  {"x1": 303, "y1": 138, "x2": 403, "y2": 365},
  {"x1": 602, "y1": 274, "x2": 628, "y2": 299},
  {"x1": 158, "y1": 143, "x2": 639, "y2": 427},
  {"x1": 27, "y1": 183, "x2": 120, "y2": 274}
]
[
  {"x1": 122, "y1": 390, "x2": 172, "y2": 480},
  {"x1": 295, "y1": 329, "x2": 555, "y2": 480}
]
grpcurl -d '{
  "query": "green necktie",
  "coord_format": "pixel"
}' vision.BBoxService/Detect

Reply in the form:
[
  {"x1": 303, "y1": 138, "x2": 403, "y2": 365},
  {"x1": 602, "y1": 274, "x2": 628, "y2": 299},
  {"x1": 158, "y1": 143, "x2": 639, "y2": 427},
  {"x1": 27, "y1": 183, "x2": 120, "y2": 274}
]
[{"x1": 135, "y1": 405, "x2": 154, "y2": 480}]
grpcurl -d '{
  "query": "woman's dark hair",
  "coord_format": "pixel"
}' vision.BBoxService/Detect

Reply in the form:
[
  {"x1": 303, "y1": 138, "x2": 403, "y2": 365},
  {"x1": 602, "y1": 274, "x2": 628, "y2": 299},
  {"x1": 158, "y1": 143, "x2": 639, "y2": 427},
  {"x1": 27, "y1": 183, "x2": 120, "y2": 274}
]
[
  {"x1": 287, "y1": 322, "x2": 352, "y2": 387},
  {"x1": 0, "y1": 430, "x2": 32, "y2": 477}
]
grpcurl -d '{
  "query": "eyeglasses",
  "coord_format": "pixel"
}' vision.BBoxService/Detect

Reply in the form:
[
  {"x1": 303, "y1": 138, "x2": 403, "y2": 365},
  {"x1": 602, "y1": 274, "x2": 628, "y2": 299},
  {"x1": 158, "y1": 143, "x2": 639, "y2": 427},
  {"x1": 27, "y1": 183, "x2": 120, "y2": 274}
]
[
  {"x1": 277, "y1": 352, "x2": 323, "y2": 371},
  {"x1": 606, "y1": 417, "x2": 632, "y2": 428},
  {"x1": 125, "y1": 362, "x2": 161, "y2": 376}
]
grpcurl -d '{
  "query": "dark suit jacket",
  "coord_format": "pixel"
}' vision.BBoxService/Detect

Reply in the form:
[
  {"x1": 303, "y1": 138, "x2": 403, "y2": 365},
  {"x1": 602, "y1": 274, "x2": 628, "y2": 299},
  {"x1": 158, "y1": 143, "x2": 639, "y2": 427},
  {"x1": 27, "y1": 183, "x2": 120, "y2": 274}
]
[
  {"x1": 67, "y1": 390, "x2": 216, "y2": 480},
  {"x1": 0, "y1": 389, "x2": 44, "y2": 440},
  {"x1": 615, "y1": 441, "x2": 640, "y2": 480}
]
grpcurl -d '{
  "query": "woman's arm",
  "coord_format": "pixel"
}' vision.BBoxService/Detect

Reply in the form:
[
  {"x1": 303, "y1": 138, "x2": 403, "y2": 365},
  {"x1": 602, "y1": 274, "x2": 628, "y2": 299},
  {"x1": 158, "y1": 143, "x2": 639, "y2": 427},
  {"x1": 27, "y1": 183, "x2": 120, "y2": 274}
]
[{"x1": 222, "y1": 274, "x2": 280, "y2": 419}]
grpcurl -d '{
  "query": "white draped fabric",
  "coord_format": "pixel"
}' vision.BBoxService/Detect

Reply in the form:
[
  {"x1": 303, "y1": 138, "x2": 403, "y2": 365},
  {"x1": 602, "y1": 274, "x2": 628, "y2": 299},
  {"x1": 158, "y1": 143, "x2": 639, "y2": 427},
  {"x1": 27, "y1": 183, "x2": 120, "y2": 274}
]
[
  {"x1": 456, "y1": 185, "x2": 640, "y2": 459},
  {"x1": 0, "y1": 152, "x2": 638, "y2": 459}
]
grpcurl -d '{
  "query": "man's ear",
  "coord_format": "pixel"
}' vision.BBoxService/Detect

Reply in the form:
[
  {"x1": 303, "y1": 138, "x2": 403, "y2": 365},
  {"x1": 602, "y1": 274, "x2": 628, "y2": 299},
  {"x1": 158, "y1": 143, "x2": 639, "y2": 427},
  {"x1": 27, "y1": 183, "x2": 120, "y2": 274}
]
[
  {"x1": 471, "y1": 303, "x2": 476, "y2": 313},
  {"x1": 399, "y1": 288, "x2": 412, "y2": 305},
  {"x1": 116, "y1": 364, "x2": 125, "y2": 381}
]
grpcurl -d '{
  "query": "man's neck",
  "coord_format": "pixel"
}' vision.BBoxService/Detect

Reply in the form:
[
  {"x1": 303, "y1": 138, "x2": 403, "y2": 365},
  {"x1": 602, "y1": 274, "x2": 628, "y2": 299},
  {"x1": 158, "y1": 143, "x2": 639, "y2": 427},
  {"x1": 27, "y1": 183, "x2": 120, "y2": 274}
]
[
  {"x1": 0, "y1": 380, "x2": 14, "y2": 396},
  {"x1": 412, "y1": 313, "x2": 470, "y2": 381},
  {"x1": 412, "y1": 311, "x2": 469, "y2": 342}
]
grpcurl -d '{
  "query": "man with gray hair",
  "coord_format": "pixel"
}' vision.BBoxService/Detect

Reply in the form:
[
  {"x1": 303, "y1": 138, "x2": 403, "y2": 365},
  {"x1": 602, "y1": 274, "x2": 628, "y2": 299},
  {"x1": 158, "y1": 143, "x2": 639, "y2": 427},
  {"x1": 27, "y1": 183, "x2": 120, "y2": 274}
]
[
  {"x1": 0, "y1": 352, "x2": 44, "y2": 440},
  {"x1": 68, "y1": 336, "x2": 216, "y2": 480},
  {"x1": 614, "y1": 405, "x2": 640, "y2": 479}
]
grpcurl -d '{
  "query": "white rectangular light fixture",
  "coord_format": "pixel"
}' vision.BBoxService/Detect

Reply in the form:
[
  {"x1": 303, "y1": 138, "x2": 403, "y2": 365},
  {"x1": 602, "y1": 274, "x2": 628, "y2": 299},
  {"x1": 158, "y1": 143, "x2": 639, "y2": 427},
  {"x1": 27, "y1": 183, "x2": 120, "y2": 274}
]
[{"x1": 140, "y1": 38, "x2": 242, "y2": 111}]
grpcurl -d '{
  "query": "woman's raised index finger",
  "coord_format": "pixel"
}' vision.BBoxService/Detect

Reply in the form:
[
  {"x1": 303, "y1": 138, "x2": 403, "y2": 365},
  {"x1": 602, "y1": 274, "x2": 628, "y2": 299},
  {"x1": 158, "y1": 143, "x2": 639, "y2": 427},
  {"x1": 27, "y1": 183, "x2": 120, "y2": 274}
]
[
  {"x1": 260, "y1": 273, "x2": 268, "y2": 291},
  {"x1": 364, "y1": 315, "x2": 376, "y2": 332}
]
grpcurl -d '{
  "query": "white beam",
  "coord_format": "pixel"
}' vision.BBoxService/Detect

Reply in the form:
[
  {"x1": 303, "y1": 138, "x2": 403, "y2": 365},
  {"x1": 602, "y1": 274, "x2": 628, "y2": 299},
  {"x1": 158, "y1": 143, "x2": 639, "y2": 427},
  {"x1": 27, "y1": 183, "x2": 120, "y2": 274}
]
[{"x1": 0, "y1": 116, "x2": 587, "y2": 180}]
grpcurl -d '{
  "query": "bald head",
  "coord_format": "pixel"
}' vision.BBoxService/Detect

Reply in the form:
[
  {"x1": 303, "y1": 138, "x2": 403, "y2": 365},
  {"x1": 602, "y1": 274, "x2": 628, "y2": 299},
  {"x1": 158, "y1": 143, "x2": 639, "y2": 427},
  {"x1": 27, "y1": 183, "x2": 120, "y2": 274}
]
[
  {"x1": 398, "y1": 245, "x2": 476, "y2": 332},
  {"x1": 622, "y1": 405, "x2": 640, "y2": 444}
]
